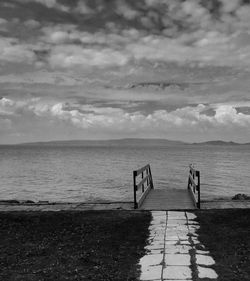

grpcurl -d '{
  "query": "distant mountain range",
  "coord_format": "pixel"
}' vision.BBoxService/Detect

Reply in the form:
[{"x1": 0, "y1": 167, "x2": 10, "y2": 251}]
[
  {"x1": 191, "y1": 140, "x2": 246, "y2": 145},
  {"x1": 16, "y1": 138, "x2": 250, "y2": 147}
]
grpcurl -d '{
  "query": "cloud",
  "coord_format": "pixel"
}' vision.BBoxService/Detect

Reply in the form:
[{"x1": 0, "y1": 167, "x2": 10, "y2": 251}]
[
  {"x1": 0, "y1": 18, "x2": 7, "y2": 32},
  {"x1": 2, "y1": 1, "x2": 250, "y2": 71},
  {"x1": 0, "y1": 18, "x2": 7, "y2": 24},
  {"x1": 75, "y1": 1, "x2": 94, "y2": 15},
  {"x1": 15, "y1": 0, "x2": 69, "y2": 12},
  {"x1": 1, "y1": 97, "x2": 250, "y2": 141},
  {"x1": 220, "y1": 0, "x2": 241, "y2": 13},
  {"x1": 48, "y1": 44, "x2": 129, "y2": 68},
  {"x1": 115, "y1": 0, "x2": 139, "y2": 20},
  {"x1": 37, "y1": 15, "x2": 250, "y2": 72},
  {"x1": 24, "y1": 19, "x2": 41, "y2": 29},
  {"x1": 1, "y1": 0, "x2": 250, "y2": 143},
  {"x1": 19, "y1": 0, "x2": 57, "y2": 8},
  {"x1": 0, "y1": 37, "x2": 35, "y2": 64},
  {"x1": 0, "y1": 70, "x2": 85, "y2": 85}
]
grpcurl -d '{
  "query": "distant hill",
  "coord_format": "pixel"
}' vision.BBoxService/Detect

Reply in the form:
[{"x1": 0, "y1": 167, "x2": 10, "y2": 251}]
[
  {"x1": 192, "y1": 140, "x2": 240, "y2": 145},
  {"x1": 16, "y1": 138, "x2": 250, "y2": 147},
  {"x1": 192, "y1": 140, "x2": 250, "y2": 145},
  {"x1": 18, "y1": 138, "x2": 185, "y2": 147}
]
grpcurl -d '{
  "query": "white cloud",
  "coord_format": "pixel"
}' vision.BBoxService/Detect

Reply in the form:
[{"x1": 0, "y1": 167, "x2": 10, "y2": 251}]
[
  {"x1": 1, "y1": 97, "x2": 250, "y2": 139},
  {"x1": 48, "y1": 44, "x2": 129, "y2": 68},
  {"x1": 125, "y1": 30, "x2": 250, "y2": 67}
]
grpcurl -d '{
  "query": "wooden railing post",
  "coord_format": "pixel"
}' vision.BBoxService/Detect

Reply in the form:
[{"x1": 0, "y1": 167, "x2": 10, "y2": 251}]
[
  {"x1": 142, "y1": 171, "x2": 144, "y2": 192},
  {"x1": 133, "y1": 171, "x2": 138, "y2": 209},
  {"x1": 187, "y1": 170, "x2": 190, "y2": 189},
  {"x1": 146, "y1": 168, "x2": 149, "y2": 186},
  {"x1": 193, "y1": 171, "x2": 195, "y2": 194},
  {"x1": 187, "y1": 165, "x2": 201, "y2": 209},
  {"x1": 149, "y1": 165, "x2": 154, "y2": 189},
  {"x1": 196, "y1": 171, "x2": 200, "y2": 209}
]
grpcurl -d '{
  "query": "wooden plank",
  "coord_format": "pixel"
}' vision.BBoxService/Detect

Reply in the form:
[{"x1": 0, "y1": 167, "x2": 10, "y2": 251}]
[{"x1": 139, "y1": 189, "x2": 196, "y2": 210}]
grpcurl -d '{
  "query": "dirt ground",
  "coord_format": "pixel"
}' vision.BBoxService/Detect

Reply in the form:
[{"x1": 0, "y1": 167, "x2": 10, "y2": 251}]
[
  {"x1": 196, "y1": 209, "x2": 250, "y2": 281},
  {"x1": 0, "y1": 211, "x2": 151, "y2": 281}
]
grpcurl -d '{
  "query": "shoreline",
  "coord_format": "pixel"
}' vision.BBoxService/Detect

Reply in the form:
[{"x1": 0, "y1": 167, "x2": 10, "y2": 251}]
[{"x1": 0, "y1": 199, "x2": 250, "y2": 211}]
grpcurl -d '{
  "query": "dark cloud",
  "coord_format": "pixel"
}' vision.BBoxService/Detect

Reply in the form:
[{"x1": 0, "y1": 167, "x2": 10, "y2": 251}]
[
  {"x1": 0, "y1": 0, "x2": 248, "y2": 35},
  {"x1": 128, "y1": 81, "x2": 209, "y2": 91}
]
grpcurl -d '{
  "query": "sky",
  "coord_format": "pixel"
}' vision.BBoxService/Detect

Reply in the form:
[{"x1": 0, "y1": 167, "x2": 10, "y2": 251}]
[{"x1": 1, "y1": 0, "x2": 250, "y2": 144}]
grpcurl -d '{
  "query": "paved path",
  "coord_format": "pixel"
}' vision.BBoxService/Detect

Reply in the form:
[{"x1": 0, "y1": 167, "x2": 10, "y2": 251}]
[{"x1": 139, "y1": 211, "x2": 218, "y2": 281}]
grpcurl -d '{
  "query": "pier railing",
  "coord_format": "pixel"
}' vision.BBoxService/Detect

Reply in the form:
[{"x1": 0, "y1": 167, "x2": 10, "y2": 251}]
[
  {"x1": 187, "y1": 165, "x2": 201, "y2": 208},
  {"x1": 133, "y1": 164, "x2": 154, "y2": 209}
]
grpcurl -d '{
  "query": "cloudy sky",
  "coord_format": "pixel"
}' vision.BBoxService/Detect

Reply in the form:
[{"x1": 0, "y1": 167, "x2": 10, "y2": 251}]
[{"x1": 1, "y1": 0, "x2": 250, "y2": 144}]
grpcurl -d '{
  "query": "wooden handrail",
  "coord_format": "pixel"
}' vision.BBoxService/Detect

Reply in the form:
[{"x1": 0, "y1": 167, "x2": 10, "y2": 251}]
[
  {"x1": 133, "y1": 164, "x2": 154, "y2": 209},
  {"x1": 187, "y1": 165, "x2": 201, "y2": 208},
  {"x1": 137, "y1": 174, "x2": 151, "y2": 190},
  {"x1": 134, "y1": 164, "x2": 150, "y2": 176}
]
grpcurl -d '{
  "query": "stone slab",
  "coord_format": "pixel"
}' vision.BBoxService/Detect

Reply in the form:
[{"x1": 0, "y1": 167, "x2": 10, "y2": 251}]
[
  {"x1": 139, "y1": 254, "x2": 163, "y2": 268},
  {"x1": 165, "y1": 235, "x2": 188, "y2": 241},
  {"x1": 196, "y1": 250, "x2": 210, "y2": 255},
  {"x1": 145, "y1": 243, "x2": 164, "y2": 250},
  {"x1": 198, "y1": 266, "x2": 218, "y2": 279},
  {"x1": 163, "y1": 266, "x2": 192, "y2": 279},
  {"x1": 165, "y1": 245, "x2": 192, "y2": 254},
  {"x1": 140, "y1": 265, "x2": 162, "y2": 280},
  {"x1": 168, "y1": 211, "x2": 187, "y2": 220},
  {"x1": 165, "y1": 254, "x2": 191, "y2": 266},
  {"x1": 196, "y1": 254, "x2": 215, "y2": 266},
  {"x1": 147, "y1": 248, "x2": 164, "y2": 255}
]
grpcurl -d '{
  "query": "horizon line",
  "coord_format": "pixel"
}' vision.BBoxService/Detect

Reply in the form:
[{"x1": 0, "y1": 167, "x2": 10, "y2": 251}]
[{"x1": 1, "y1": 138, "x2": 249, "y2": 146}]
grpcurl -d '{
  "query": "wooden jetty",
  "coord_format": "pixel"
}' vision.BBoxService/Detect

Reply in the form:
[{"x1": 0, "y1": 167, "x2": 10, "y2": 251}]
[{"x1": 133, "y1": 164, "x2": 200, "y2": 210}]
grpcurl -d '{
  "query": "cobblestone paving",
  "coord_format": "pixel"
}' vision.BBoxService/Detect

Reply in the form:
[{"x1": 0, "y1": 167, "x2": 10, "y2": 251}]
[{"x1": 139, "y1": 211, "x2": 218, "y2": 281}]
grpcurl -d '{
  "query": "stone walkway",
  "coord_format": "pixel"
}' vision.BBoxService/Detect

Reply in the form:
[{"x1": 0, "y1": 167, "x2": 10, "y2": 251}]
[{"x1": 139, "y1": 211, "x2": 218, "y2": 281}]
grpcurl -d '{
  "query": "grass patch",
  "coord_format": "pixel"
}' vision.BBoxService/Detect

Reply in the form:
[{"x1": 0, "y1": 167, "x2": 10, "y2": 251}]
[
  {"x1": 0, "y1": 211, "x2": 151, "y2": 281},
  {"x1": 195, "y1": 209, "x2": 250, "y2": 281}
]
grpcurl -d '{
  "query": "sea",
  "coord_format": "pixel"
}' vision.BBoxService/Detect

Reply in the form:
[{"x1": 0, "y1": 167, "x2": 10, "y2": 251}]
[{"x1": 0, "y1": 144, "x2": 249, "y2": 203}]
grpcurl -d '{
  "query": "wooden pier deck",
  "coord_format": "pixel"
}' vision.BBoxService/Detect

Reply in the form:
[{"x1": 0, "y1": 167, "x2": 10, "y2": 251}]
[
  {"x1": 133, "y1": 164, "x2": 200, "y2": 210},
  {"x1": 139, "y1": 189, "x2": 196, "y2": 210}
]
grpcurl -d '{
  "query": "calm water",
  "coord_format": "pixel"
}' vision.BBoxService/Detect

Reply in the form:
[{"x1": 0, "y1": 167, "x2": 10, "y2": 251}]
[{"x1": 0, "y1": 145, "x2": 249, "y2": 202}]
